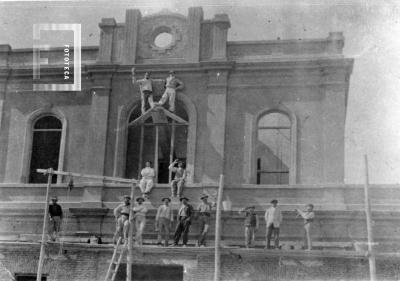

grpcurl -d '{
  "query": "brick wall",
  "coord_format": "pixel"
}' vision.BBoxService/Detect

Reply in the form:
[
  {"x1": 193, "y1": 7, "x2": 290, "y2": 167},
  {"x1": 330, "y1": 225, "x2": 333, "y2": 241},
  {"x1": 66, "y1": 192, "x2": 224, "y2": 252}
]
[{"x1": 0, "y1": 244, "x2": 399, "y2": 281}]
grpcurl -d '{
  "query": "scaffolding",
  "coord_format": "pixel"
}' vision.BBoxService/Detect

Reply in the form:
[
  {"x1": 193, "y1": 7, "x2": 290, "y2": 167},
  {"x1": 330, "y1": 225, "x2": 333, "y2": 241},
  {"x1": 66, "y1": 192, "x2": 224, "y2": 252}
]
[{"x1": 35, "y1": 168, "x2": 137, "y2": 281}]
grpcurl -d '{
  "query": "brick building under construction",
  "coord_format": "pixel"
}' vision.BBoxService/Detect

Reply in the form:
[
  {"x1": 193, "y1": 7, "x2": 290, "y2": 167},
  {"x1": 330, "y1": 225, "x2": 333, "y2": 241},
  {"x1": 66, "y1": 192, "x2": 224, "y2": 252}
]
[{"x1": 0, "y1": 7, "x2": 399, "y2": 281}]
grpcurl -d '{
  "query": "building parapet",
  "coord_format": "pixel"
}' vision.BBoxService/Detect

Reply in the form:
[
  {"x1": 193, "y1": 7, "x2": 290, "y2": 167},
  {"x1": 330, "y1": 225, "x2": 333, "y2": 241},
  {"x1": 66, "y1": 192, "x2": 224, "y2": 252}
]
[{"x1": 227, "y1": 32, "x2": 345, "y2": 61}]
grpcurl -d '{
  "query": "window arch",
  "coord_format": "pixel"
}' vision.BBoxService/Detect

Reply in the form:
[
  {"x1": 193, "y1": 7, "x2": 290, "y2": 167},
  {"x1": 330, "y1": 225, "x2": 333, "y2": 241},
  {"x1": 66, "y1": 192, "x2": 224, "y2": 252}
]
[
  {"x1": 125, "y1": 100, "x2": 189, "y2": 183},
  {"x1": 113, "y1": 92, "x2": 197, "y2": 184},
  {"x1": 28, "y1": 115, "x2": 63, "y2": 183},
  {"x1": 255, "y1": 110, "x2": 296, "y2": 184}
]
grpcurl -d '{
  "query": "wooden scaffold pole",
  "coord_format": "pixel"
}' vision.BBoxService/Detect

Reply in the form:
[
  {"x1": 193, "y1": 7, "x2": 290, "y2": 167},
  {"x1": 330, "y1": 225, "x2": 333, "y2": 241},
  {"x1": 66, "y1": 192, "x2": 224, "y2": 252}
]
[
  {"x1": 364, "y1": 155, "x2": 376, "y2": 281},
  {"x1": 214, "y1": 174, "x2": 224, "y2": 281},
  {"x1": 126, "y1": 181, "x2": 136, "y2": 281},
  {"x1": 36, "y1": 168, "x2": 138, "y2": 281},
  {"x1": 36, "y1": 169, "x2": 137, "y2": 183},
  {"x1": 36, "y1": 168, "x2": 53, "y2": 281},
  {"x1": 154, "y1": 125, "x2": 159, "y2": 183},
  {"x1": 137, "y1": 125, "x2": 144, "y2": 179},
  {"x1": 168, "y1": 120, "x2": 176, "y2": 183}
]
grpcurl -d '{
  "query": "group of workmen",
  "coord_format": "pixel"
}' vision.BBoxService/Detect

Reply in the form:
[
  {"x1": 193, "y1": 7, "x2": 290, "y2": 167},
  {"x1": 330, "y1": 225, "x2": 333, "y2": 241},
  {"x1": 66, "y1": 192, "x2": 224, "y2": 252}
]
[
  {"x1": 113, "y1": 192, "x2": 214, "y2": 248},
  {"x1": 48, "y1": 192, "x2": 315, "y2": 250},
  {"x1": 112, "y1": 195, "x2": 315, "y2": 249},
  {"x1": 238, "y1": 200, "x2": 315, "y2": 250}
]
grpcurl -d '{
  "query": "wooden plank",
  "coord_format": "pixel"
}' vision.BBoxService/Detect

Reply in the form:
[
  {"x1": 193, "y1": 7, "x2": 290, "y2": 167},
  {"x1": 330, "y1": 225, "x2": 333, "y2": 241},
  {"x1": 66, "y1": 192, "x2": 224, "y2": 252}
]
[
  {"x1": 214, "y1": 175, "x2": 224, "y2": 281},
  {"x1": 128, "y1": 106, "x2": 188, "y2": 127},
  {"x1": 36, "y1": 169, "x2": 137, "y2": 183},
  {"x1": 160, "y1": 107, "x2": 188, "y2": 125},
  {"x1": 150, "y1": 109, "x2": 168, "y2": 124},
  {"x1": 168, "y1": 121, "x2": 176, "y2": 182},
  {"x1": 127, "y1": 107, "x2": 154, "y2": 127},
  {"x1": 36, "y1": 169, "x2": 53, "y2": 281},
  {"x1": 127, "y1": 182, "x2": 136, "y2": 281},
  {"x1": 364, "y1": 155, "x2": 376, "y2": 281},
  {"x1": 154, "y1": 126, "x2": 159, "y2": 184},
  {"x1": 137, "y1": 125, "x2": 144, "y2": 179}
]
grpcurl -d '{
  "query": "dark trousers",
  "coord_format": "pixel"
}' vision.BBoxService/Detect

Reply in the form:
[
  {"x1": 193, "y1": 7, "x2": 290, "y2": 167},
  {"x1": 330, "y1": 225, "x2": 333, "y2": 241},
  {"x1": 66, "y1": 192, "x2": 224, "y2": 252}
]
[
  {"x1": 174, "y1": 217, "x2": 191, "y2": 245},
  {"x1": 266, "y1": 224, "x2": 280, "y2": 248}
]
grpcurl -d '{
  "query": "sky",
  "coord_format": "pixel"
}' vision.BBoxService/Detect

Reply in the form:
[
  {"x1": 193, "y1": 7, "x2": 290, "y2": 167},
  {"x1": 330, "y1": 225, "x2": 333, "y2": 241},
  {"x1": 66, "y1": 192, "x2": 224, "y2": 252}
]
[{"x1": 0, "y1": 0, "x2": 400, "y2": 184}]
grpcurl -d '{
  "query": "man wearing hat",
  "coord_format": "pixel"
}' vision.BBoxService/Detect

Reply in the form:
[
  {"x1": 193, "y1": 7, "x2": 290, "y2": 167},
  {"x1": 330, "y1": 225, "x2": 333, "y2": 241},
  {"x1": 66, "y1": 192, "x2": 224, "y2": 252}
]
[
  {"x1": 48, "y1": 196, "x2": 63, "y2": 241},
  {"x1": 113, "y1": 195, "x2": 132, "y2": 244},
  {"x1": 169, "y1": 159, "x2": 187, "y2": 198},
  {"x1": 131, "y1": 69, "x2": 156, "y2": 114},
  {"x1": 155, "y1": 197, "x2": 173, "y2": 246},
  {"x1": 265, "y1": 199, "x2": 283, "y2": 249},
  {"x1": 156, "y1": 70, "x2": 184, "y2": 112},
  {"x1": 133, "y1": 197, "x2": 148, "y2": 246},
  {"x1": 196, "y1": 194, "x2": 216, "y2": 247},
  {"x1": 239, "y1": 205, "x2": 259, "y2": 248},
  {"x1": 172, "y1": 197, "x2": 193, "y2": 247},
  {"x1": 295, "y1": 204, "x2": 315, "y2": 250}
]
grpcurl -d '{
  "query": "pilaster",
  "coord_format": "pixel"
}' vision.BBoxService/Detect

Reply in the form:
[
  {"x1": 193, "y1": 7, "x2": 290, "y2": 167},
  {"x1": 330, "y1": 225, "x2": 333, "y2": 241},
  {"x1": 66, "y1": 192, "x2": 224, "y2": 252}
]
[
  {"x1": 84, "y1": 68, "x2": 114, "y2": 178},
  {"x1": 210, "y1": 14, "x2": 230, "y2": 60},
  {"x1": 97, "y1": 18, "x2": 117, "y2": 63},
  {"x1": 122, "y1": 9, "x2": 142, "y2": 65},
  {"x1": 0, "y1": 46, "x2": 11, "y2": 182},
  {"x1": 203, "y1": 69, "x2": 229, "y2": 183},
  {"x1": 185, "y1": 7, "x2": 203, "y2": 62}
]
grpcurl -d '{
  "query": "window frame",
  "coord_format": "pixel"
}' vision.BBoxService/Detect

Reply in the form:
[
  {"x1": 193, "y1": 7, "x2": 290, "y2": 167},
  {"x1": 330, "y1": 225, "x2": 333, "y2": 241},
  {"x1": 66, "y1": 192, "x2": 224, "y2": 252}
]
[
  {"x1": 21, "y1": 109, "x2": 67, "y2": 184},
  {"x1": 113, "y1": 92, "x2": 197, "y2": 184},
  {"x1": 250, "y1": 108, "x2": 297, "y2": 185}
]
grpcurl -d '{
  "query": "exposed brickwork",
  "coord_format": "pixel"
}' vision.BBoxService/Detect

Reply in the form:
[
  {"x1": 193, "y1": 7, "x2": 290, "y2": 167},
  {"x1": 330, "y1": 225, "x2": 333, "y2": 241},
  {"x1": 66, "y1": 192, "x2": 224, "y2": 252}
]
[{"x1": 0, "y1": 243, "x2": 399, "y2": 280}]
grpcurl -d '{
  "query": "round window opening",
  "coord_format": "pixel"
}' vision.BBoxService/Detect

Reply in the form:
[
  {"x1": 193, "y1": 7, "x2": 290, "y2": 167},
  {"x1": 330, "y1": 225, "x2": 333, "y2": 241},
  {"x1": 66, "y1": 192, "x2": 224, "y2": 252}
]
[{"x1": 154, "y1": 32, "x2": 173, "y2": 48}]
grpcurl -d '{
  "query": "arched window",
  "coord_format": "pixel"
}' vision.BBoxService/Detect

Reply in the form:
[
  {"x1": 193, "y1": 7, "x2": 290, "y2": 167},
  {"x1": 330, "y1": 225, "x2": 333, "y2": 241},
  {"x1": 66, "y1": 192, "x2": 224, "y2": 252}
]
[
  {"x1": 29, "y1": 115, "x2": 62, "y2": 183},
  {"x1": 256, "y1": 112, "x2": 291, "y2": 184},
  {"x1": 126, "y1": 100, "x2": 188, "y2": 183}
]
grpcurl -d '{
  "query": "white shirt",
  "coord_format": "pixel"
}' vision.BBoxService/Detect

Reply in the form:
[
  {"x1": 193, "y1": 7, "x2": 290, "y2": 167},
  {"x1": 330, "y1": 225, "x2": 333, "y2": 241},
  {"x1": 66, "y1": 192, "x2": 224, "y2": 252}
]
[
  {"x1": 133, "y1": 204, "x2": 148, "y2": 218},
  {"x1": 137, "y1": 78, "x2": 153, "y2": 92},
  {"x1": 141, "y1": 167, "x2": 155, "y2": 180},
  {"x1": 165, "y1": 76, "x2": 183, "y2": 89},
  {"x1": 178, "y1": 204, "x2": 191, "y2": 217},
  {"x1": 264, "y1": 206, "x2": 283, "y2": 227},
  {"x1": 156, "y1": 204, "x2": 174, "y2": 221}
]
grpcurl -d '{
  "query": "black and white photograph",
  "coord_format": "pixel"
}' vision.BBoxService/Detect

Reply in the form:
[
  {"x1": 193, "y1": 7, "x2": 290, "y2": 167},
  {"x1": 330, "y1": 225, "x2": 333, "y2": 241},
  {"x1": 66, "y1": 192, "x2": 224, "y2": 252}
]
[{"x1": 0, "y1": 0, "x2": 399, "y2": 280}]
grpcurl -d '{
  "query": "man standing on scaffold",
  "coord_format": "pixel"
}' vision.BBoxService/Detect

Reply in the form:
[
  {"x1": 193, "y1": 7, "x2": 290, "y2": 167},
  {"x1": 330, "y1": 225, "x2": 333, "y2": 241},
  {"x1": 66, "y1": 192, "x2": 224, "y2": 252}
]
[
  {"x1": 156, "y1": 70, "x2": 184, "y2": 112},
  {"x1": 131, "y1": 68, "x2": 156, "y2": 115},
  {"x1": 48, "y1": 196, "x2": 63, "y2": 241},
  {"x1": 113, "y1": 195, "x2": 132, "y2": 244}
]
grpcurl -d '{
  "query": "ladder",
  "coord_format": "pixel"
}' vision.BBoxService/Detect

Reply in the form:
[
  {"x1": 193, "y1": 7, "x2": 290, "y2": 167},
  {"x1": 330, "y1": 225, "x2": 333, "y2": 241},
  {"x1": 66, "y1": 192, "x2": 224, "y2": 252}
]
[{"x1": 104, "y1": 237, "x2": 127, "y2": 281}]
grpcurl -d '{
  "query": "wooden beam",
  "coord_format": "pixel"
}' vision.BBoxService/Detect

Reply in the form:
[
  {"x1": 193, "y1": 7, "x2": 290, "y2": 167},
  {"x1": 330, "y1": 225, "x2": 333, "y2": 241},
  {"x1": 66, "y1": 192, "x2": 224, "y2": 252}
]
[
  {"x1": 36, "y1": 169, "x2": 137, "y2": 183},
  {"x1": 128, "y1": 106, "x2": 188, "y2": 127},
  {"x1": 154, "y1": 125, "x2": 159, "y2": 184},
  {"x1": 36, "y1": 168, "x2": 53, "y2": 281},
  {"x1": 214, "y1": 174, "x2": 224, "y2": 281},
  {"x1": 364, "y1": 155, "x2": 376, "y2": 281},
  {"x1": 161, "y1": 107, "x2": 188, "y2": 125},
  {"x1": 168, "y1": 120, "x2": 176, "y2": 182},
  {"x1": 127, "y1": 182, "x2": 136, "y2": 281},
  {"x1": 137, "y1": 125, "x2": 144, "y2": 179},
  {"x1": 127, "y1": 107, "x2": 154, "y2": 127},
  {"x1": 150, "y1": 109, "x2": 168, "y2": 124}
]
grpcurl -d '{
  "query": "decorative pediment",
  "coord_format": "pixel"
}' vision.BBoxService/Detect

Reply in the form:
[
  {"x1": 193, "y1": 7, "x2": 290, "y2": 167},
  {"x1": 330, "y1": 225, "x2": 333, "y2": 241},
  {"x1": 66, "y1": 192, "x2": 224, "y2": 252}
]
[{"x1": 137, "y1": 12, "x2": 187, "y2": 61}]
